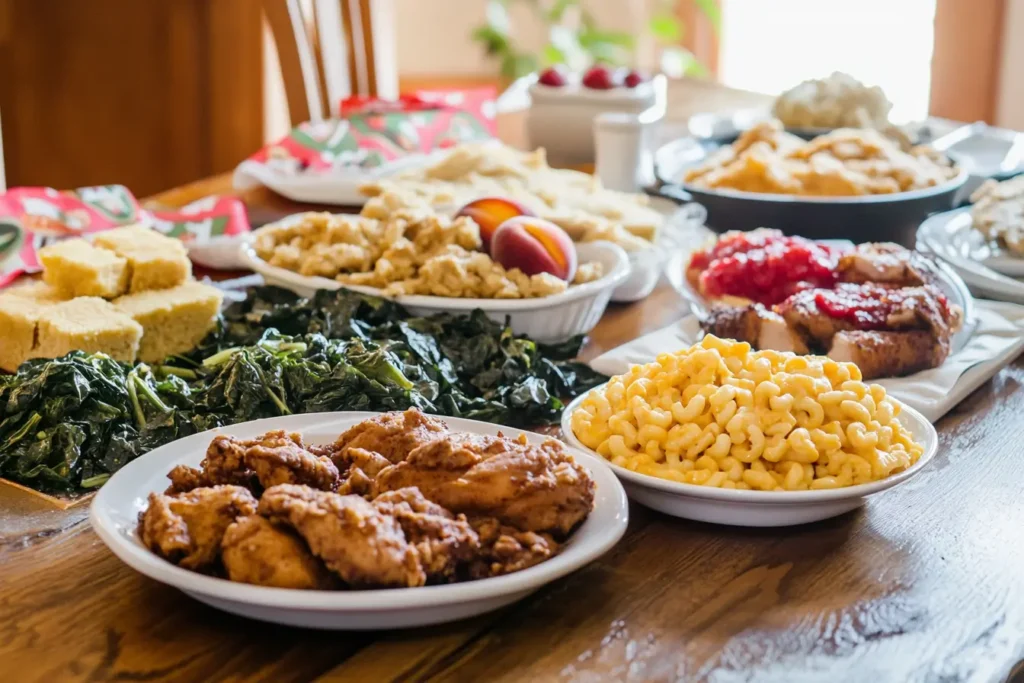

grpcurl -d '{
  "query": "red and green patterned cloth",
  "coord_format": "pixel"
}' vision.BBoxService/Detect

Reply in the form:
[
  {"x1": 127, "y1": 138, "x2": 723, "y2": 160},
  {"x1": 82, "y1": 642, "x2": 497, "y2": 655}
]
[
  {"x1": 0, "y1": 185, "x2": 250, "y2": 288},
  {"x1": 248, "y1": 88, "x2": 496, "y2": 174}
]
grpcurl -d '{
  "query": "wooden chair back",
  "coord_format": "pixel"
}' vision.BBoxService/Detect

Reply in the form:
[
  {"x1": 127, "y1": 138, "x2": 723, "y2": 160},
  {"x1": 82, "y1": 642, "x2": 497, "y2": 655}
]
[
  {"x1": 0, "y1": 106, "x2": 6, "y2": 192},
  {"x1": 263, "y1": 0, "x2": 398, "y2": 125}
]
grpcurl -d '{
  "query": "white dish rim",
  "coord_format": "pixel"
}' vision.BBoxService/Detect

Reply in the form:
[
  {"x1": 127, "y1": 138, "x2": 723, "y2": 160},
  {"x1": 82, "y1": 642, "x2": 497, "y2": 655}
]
[
  {"x1": 238, "y1": 217, "x2": 631, "y2": 312},
  {"x1": 89, "y1": 411, "x2": 629, "y2": 612},
  {"x1": 561, "y1": 383, "x2": 938, "y2": 504}
]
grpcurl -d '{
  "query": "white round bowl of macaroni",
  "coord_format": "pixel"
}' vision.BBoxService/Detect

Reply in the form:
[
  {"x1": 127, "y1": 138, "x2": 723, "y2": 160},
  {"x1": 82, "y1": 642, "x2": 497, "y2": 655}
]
[
  {"x1": 240, "y1": 228, "x2": 630, "y2": 343},
  {"x1": 560, "y1": 337, "x2": 939, "y2": 527}
]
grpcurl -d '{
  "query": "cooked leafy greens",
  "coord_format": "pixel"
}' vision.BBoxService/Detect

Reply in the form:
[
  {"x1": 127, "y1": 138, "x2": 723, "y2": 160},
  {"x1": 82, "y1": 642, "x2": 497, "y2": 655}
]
[{"x1": 0, "y1": 287, "x2": 606, "y2": 493}]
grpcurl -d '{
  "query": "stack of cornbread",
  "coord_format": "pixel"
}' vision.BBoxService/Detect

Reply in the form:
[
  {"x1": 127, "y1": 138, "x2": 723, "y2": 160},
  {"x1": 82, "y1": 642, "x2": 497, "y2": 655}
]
[{"x1": 0, "y1": 225, "x2": 222, "y2": 372}]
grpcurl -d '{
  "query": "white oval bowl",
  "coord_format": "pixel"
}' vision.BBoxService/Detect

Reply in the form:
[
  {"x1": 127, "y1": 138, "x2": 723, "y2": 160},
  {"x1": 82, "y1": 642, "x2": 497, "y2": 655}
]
[
  {"x1": 239, "y1": 222, "x2": 630, "y2": 343},
  {"x1": 561, "y1": 386, "x2": 938, "y2": 527},
  {"x1": 90, "y1": 412, "x2": 629, "y2": 630},
  {"x1": 663, "y1": 243, "x2": 977, "y2": 356}
]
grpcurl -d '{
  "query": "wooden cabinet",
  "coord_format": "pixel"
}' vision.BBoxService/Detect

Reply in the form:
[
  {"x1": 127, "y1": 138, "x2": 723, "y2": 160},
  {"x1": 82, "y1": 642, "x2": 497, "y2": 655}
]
[{"x1": 0, "y1": 0, "x2": 263, "y2": 197}]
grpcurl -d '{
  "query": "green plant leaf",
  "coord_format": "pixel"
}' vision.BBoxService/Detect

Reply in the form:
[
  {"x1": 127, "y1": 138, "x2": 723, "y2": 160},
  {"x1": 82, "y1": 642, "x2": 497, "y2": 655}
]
[
  {"x1": 471, "y1": 25, "x2": 509, "y2": 55},
  {"x1": 649, "y1": 13, "x2": 682, "y2": 42},
  {"x1": 578, "y1": 29, "x2": 635, "y2": 48},
  {"x1": 542, "y1": 44, "x2": 566, "y2": 66},
  {"x1": 694, "y1": 0, "x2": 721, "y2": 31},
  {"x1": 546, "y1": 0, "x2": 577, "y2": 22}
]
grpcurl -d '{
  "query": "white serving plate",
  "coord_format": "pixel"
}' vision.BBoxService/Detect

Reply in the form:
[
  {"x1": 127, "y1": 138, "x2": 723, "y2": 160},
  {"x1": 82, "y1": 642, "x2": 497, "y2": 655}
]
[
  {"x1": 239, "y1": 222, "x2": 630, "y2": 342},
  {"x1": 232, "y1": 151, "x2": 443, "y2": 207},
  {"x1": 664, "y1": 242, "x2": 977, "y2": 357},
  {"x1": 561, "y1": 387, "x2": 937, "y2": 527},
  {"x1": 90, "y1": 412, "x2": 629, "y2": 630},
  {"x1": 918, "y1": 206, "x2": 1024, "y2": 277}
]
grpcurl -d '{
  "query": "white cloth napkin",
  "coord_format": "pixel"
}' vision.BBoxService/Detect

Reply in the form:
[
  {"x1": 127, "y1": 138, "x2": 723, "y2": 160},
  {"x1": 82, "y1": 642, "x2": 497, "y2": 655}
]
[{"x1": 588, "y1": 300, "x2": 1024, "y2": 423}]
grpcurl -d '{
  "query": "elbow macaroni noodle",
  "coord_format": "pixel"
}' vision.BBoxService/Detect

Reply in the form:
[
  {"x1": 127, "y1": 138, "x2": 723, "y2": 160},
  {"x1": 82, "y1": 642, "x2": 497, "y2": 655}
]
[{"x1": 570, "y1": 335, "x2": 924, "y2": 491}]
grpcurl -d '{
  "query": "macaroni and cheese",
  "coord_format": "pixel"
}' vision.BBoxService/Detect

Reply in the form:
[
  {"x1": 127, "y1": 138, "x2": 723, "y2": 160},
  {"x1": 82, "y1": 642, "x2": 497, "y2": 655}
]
[
  {"x1": 570, "y1": 336, "x2": 924, "y2": 491},
  {"x1": 254, "y1": 199, "x2": 603, "y2": 299}
]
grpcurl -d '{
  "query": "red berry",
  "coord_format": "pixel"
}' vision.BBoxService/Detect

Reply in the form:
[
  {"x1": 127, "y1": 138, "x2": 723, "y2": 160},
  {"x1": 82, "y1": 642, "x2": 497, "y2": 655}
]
[
  {"x1": 623, "y1": 70, "x2": 646, "y2": 88},
  {"x1": 582, "y1": 65, "x2": 618, "y2": 90},
  {"x1": 538, "y1": 66, "x2": 568, "y2": 87}
]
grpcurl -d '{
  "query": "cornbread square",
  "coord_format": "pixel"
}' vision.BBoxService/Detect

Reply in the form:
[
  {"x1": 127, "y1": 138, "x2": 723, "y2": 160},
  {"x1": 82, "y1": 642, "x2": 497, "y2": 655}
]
[
  {"x1": 93, "y1": 225, "x2": 192, "y2": 292},
  {"x1": 0, "y1": 296, "x2": 46, "y2": 372},
  {"x1": 114, "y1": 281, "x2": 223, "y2": 362},
  {"x1": 35, "y1": 297, "x2": 142, "y2": 363},
  {"x1": 5, "y1": 280, "x2": 69, "y2": 304},
  {"x1": 39, "y1": 238, "x2": 129, "y2": 298}
]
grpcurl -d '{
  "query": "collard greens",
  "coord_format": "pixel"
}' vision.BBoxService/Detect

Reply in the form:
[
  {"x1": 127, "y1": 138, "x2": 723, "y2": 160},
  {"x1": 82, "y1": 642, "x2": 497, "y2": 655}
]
[{"x1": 0, "y1": 287, "x2": 606, "y2": 493}]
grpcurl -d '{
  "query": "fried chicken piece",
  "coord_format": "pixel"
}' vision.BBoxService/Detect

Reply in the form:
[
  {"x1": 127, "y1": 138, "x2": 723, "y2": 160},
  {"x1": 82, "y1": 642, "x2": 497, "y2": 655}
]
[
  {"x1": 166, "y1": 434, "x2": 257, "y2": 494},
  {"x1": 703, "y1": 304, "x2": 810, "y2": 354},
  {"x1": 165, "y1": 431, "x2": 338, "y2": 495},
  {"x1": 373, "y1": 432, "x2": 595, "y2": 538},
  {"x1": 139, "y1": 485, "x2": 258, "y2": 571},
  {"x1": 259, "y1": 484, "x2": 426, "y2": 588},
  {"x1": 467, "y1": 517, "x2": 559, "y2": 579},
  {"x1": 828, "y1": 329, "x2": 950, "y2": 379},
  {"x1": 371, "y1": 487, "x2": 479, "y2": 581},
  {"x1": 245, "y1": 430, "x2": 339, "y2": 490},
  {"x1": 328, "y1": 408, "x2": 449, "y2": 467},
  {"x1": 221, "y1": 515, "x2": 337, "y2": 589}
]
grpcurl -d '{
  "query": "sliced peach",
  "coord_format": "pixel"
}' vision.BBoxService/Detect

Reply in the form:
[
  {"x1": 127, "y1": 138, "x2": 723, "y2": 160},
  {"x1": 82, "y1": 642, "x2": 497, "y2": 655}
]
[
  {"x1": 490, "y1": 216, "x2": 578, "y2": 281},
  {"x1": 455, "y1": 197, "x2": 533, "y2": 250}
]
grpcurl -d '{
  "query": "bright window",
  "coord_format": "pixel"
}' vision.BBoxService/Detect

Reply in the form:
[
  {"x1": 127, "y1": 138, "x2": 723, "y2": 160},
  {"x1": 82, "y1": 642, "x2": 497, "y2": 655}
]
[{"x1": 718, "y1": 0, "x2": 938, "y2": 122}]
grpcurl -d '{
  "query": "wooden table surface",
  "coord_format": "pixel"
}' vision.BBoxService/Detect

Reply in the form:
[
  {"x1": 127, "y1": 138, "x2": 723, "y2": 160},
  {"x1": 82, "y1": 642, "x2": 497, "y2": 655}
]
[{"x1": 4, "y1": 84, "x2": 1024, "y2": 683}]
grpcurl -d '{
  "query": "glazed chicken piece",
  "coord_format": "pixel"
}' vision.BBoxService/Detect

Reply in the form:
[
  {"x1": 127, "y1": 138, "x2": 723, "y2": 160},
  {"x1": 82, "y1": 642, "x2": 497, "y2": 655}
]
[
  {"x1": 835, "y1": 242, "x2": 940, "y2": 288},
  {"x1": 259, "y1": 484, "x2": 426, "y2": 588},
  {"x1": 774, "y1": 289, "x2": 857, "y2": 348},
  {"x1": 702, "y1": 304, "x2": 810, "y2": 354},
  {"x1": 371, "y1": 487, "x2": 480, "y2": 581},
  {"x1": 221, "y1": 515, "x2": 337, "y2": 589},
  {"x1": 828, "y1": 330, "x2": 950, "y2": 379},
  {"x1": 326, "y1": 408, "x2": 450, "y2": 467},
  {"x1": 373, "y1": 432, "x2": 595, "y2": 538},
  {"x1": 467, "y1": 517, "x2": 560, "y2": 579},
  {"x1": 138, "y1": 485, "x2": 258, "y2": 571},
  {"x1": 166, "y1": 431, "x2": 338, "y2": 495}
]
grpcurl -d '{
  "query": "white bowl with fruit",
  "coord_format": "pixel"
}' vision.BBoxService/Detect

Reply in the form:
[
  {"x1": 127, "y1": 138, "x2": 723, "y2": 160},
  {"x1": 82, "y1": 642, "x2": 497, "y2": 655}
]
[
  {"x1": 527, "y1": 65, "x2": 663, "y2": 166},
  {"x1": 240, "y1": 206, "x2": 630, "y2": 343}
]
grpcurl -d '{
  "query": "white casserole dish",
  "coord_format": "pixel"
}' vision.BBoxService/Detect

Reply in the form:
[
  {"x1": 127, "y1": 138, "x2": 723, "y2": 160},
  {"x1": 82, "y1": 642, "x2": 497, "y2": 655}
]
[{"x1": 239, "y1": 222, "x2": 630, "y2": 342}]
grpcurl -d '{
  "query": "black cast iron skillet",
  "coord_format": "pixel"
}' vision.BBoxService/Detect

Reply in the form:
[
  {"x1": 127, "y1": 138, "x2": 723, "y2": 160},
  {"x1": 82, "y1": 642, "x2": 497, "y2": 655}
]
[{"x1": 649, "y1": 135, "x2": 969, "y2": 248}]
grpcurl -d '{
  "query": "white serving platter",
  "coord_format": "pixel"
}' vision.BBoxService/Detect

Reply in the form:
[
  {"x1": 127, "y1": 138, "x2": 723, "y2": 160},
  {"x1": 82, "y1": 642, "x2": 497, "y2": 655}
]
[{"x1": 90, "y1": 412, "x2": 629, "y2": 630}]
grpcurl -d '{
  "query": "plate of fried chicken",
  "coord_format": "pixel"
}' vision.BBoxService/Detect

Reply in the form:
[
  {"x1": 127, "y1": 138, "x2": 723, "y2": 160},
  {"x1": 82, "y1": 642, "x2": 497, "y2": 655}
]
[
  {"x1": 666, "y1": 229, "x2": 975, "y2": 380},
  {"x1": 90, "y1": 409, "x2": 628, "y2": 629}
]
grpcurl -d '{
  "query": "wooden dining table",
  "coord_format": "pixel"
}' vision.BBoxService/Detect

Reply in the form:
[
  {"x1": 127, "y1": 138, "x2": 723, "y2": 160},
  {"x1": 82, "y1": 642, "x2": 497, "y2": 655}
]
[{"x1": 3, "y1": 82, "x2": 1024, "y2": 683}]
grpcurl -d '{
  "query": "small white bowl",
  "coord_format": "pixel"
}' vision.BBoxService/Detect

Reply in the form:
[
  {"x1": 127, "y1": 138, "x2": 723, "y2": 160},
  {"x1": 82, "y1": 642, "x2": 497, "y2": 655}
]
[
  {"x1": 561, "y1": 386, "x2": 938, "y2": 527},
  {"x1": 90, "y1": 412, "x2": 629, "y2": 630},
  {"x1": 239, "y1": 223, "x2": 630, "y2": 343},
  {"x1": 526, "y1": 74, "x2": 663, "y2": 166}
]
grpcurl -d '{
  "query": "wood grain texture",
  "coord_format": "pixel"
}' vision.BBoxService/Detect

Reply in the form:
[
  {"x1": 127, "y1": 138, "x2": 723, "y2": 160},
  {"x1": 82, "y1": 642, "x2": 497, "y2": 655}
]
[
  {"x1": 4, "y1": 84, "x2": 1024, "y2": 683},
  {"x1": 0, "y1": 0, "x2": 263, "y2": 196}
]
